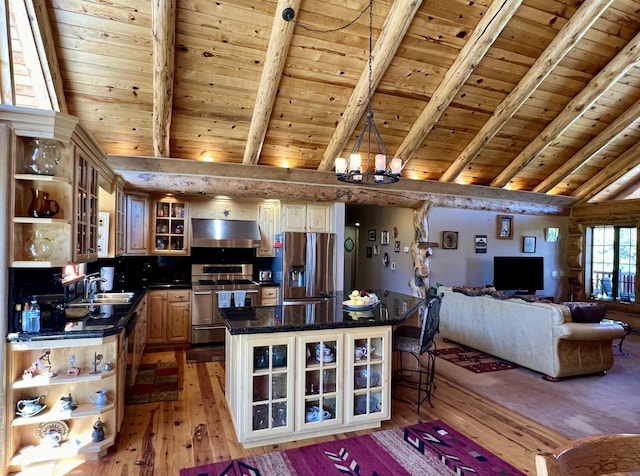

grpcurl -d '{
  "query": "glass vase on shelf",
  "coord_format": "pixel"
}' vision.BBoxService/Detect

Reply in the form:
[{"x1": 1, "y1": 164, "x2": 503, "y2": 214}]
[
  {"x1": 23, "y1": 139, "x2": 61, "y2": 175},
  {"x1": 24, "y1": 230, "x2": 55, "y2": 261}
]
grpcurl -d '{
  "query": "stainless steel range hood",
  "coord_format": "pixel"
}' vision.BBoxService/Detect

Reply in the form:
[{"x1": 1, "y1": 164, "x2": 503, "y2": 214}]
[{"x1": 191, "y1": 218, "x2": 261, "y2": 248}]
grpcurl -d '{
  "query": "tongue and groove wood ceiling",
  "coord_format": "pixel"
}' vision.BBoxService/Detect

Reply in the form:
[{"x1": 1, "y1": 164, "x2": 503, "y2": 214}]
[{"x1": 6, "y1": 0, "x2": 640, "y2": 207}]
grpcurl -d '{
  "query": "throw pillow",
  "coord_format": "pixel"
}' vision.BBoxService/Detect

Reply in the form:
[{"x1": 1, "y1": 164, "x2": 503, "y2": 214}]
[{"x1": 572, "y1": 304, "x2": 608, "y2": 323}]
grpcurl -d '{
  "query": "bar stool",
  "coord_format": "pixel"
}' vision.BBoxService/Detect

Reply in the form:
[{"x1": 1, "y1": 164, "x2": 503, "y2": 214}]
[{"x1": 392, "y1": 294, "x2": 442, "y2": 421}]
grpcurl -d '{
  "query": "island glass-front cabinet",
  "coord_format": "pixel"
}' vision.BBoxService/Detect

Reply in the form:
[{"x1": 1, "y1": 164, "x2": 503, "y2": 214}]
[{"x1": 226, "y1": 327, "x2": 391, "y2": 448}]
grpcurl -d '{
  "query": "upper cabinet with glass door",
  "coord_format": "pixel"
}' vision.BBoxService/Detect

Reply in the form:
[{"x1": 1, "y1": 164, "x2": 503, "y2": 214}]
[
  {"x1": 1, "y1": 106, "x2": 113, "y2": 267},
  {"x1": 152, "y1": 198, "x2": 189, "y2": 255}
]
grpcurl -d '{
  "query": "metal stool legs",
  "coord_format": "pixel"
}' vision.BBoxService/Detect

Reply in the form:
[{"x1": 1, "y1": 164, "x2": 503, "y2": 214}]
[{"x1": 392, "y1": 345, "x2": 436, "y2": 422}]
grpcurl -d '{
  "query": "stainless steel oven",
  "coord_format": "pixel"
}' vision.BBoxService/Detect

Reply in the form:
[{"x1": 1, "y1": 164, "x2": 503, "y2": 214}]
[{"x1": 191, "y1": 263, "x2": 260, "y2": 344}]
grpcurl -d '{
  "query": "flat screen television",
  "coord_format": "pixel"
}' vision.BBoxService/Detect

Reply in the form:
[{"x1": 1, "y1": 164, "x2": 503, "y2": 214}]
[{"x1": 493, "y1": 256, "x2": 544, "y2": 294}]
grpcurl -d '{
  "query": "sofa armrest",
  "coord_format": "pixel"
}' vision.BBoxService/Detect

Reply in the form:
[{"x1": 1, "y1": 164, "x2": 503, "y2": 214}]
[{"x1": 556, "y1": 322, "x2": 626, "y2": 340}]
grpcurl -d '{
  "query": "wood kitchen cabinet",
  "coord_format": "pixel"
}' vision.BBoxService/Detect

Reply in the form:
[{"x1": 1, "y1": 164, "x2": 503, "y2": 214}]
[
  {"x1": 226, "y1": 326, "x2": 390, "y2": 448},
  {"x1": 73, "y1": 147, "x2": 100, "y2": 263},
  {"x1": 2, "y1": 106, "x2": 111, "y2": 266},
  {"x1": 281, "y1": 203, "x2": 332, "y2": 233},
  {"x1": 124, "y1": 192, "x2": 149, "y2": 255},
  {"x1": 6, "y1": 335, "x2": 120, "y2": 472},
  {"x1": 260, "y1": 286, "x2": 279, "y2": 306},
  {"x1": 147, "y1": 290, "x2": 191, "y2": 345},
  {"x1": 151, "y1": 198, "x2": 188, "y2": 255},
  {"x1": 257, "y1": 203, "x2": 277, "y2": 257}
]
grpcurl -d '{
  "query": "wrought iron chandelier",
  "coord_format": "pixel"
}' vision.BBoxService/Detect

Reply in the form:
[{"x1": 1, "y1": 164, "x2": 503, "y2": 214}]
[{"x1": 335, "y1": 0, "x2": 402, "y2": 185}]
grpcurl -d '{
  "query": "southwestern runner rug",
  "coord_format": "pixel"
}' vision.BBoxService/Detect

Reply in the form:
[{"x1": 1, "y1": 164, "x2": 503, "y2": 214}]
[
  {"x1": 430, "y1": 345, "x2": 518, "y2": 373},
  {"x1": 125, "y1": 361, "x2": 179, "y2": 405},
  {"x1": 179, "y1": 419, "x2": 524, "y2": 476}
]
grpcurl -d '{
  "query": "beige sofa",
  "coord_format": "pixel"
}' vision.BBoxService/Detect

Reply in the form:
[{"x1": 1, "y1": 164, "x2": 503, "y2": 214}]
[{"x1": 438, "y1": 286, "x2": 627, "y2": 379}]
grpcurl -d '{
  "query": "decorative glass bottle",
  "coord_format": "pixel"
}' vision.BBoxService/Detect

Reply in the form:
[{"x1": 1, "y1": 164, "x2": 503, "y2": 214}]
[{"x1": 24, "y1": 139, "x2": 60, "y2": 175}]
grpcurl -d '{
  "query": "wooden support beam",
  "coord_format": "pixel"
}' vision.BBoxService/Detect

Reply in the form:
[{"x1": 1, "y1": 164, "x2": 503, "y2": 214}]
[
  {"x1": 108, "y1": 154, "x2": 574, "y2": 215},
  {"x1": 152, "y1": 0, "x2": 176, "y2": 157},
  {"x1": 534, "y1": 99, "x2": 640, "y2": 193},
  {"x1": 573, "y1": 141, "x2": 640, "y2": 203},
  {"x1": 491, "y1": 29, "x2": 640, "y2": 188},
  {"x1": 317, "y1": 0, "x2": 421, "y2": 172},
  {"x1": 440, "y1": 0, "x2": 614, "y2": 183},
  {"x1": 395, "y1": 0, "x2": 522, "y2": 168},
  {"x1": 243, "y1": 0, "x2": 301, "y2": 165}
]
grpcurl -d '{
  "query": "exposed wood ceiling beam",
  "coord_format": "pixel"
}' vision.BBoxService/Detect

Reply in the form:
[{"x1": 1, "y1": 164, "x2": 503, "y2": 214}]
[
  {"x1": 440, "y1": 0, "x2": 614, "y2": 183},
  {"x1": 0, "y1": 1, "x2": 15, "y2": 104},
  {"x1": 108, "y1": 154, "x2": 574, "y2": 215},
  {"x1": 394, "y1": 0, "x2": 522, "y2": 168},
  {"x1": 317, "y1": 0, "x2": 421, "y2": 172},
  {"x1": 152, "y1": 0, "x2": 176, "y2": 157},
  {"x1": 491, "y1": 30, "x2": 640, "y2": 188},
  {"x1": 574, "y1": 141, "x2": 640, "y2": 203},
  {"x1": 534, "y1": 99, "x2": 640, "y2": 193},
  {"x1": 243, "y1": 0, "x2": 301, "y2": 165}
]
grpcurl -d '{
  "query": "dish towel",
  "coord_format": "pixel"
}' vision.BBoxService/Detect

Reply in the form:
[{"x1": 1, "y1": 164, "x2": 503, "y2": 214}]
[
  {"x1": 234, "y1": 290, "x2": 247, "y2": 307},
  {"x1": 218, "y1": 291, "x2": 232, "y2": 308}
]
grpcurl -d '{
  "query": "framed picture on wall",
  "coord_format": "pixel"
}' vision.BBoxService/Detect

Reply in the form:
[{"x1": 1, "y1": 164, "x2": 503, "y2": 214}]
[
  {"x1": 497, "y1": 215, "x2": 513, "y2": 239},
  {"x1": 394, "y1": 241, "x2": 401, "y2": 252},
  {"x1": 475, "y1": 235, "x2": 487, "y2": 253},
  {"x1": 381, "y1": 230, "x2": 390, "y2": 245},
  {"x1": 442, "y1": 231, "x2": 458, "y2": 249},
  {"x1": 368, "y1": 229, "x2": 376, "y2": 241},
  {"x1": 366, "y1": 247, "x2": 372, "y2": 258},
  {"x1": 523, "y1": 236, "x2": 536, "y2": 253}
]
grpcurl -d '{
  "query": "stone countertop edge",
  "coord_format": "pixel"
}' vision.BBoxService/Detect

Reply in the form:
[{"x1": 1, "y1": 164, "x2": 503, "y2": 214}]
[
  {"x1": 223, "y1": 290, "x2": 426, "y2": 335},
  {"x1": 7, "y1": 291, "x2": 146, "y2": 342}
]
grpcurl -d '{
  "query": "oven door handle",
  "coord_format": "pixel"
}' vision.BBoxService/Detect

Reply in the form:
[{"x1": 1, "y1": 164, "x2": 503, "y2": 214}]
[
  {"x1": 193, "y1": 325, "x2": 225, "y2": 331},
  {"x1": 193, "y1": 290, "x2": 213, "y2": 295}
]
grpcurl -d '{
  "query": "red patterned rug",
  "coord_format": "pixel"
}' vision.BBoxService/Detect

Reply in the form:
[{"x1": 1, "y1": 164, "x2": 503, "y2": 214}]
[
  {"x1": 179, "y1": 420, "x2": 524, "y2": 475},
  {"x1": 125, "y1": 361, "x2": 179, "y2": 404},
  {"x1": 431, "y1": 345, "x2": 518, "y2": 373}
]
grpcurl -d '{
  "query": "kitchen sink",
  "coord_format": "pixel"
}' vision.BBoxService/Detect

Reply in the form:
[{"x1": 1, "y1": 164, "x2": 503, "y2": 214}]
[{"x1": 67, "y1": 292, "x2": 135, "y2": 307}]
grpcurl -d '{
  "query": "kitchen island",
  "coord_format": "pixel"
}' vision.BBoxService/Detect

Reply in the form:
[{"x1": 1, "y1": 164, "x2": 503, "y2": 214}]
[{"x1": 222, "y1": 290, "x2": 425, "y2": 448}]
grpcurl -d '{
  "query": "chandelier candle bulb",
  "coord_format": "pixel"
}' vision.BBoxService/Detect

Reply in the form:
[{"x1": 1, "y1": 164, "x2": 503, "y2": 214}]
[
  {"x1": 349, "y1": 153, "x2": 362, "y2": 173},
  {"x1": 390, "y1": 157, "x2": 402, "y2": 175},
  {"x1": 335, "y1": 157, "x2": 347, "y2": 174},
  {"x1": 375, "y1": 154, "x2": 386, "y2": 173}
]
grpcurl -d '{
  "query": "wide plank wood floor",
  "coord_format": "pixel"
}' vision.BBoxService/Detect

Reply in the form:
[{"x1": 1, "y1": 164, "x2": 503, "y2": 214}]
[{"x1": 61, "y1": 347, "x2": 569, "y2": 476}]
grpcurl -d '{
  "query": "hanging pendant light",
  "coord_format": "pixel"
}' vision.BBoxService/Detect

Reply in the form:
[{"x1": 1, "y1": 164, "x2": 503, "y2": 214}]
[{"x1": 335, "y1": 0, "x2": 401, "y2": 185}]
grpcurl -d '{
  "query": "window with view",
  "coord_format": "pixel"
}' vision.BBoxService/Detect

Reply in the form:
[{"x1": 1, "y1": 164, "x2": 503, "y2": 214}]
[{"x1": 589, "y1": 225, "x2": 636, "y2": 302}]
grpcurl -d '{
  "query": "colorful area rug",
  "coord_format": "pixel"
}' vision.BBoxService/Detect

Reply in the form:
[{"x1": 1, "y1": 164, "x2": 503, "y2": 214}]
[
  {"x1": 186, "y1": 346, "x2": 225, "y2": 363},
  {"x1": 179, "y1": 419, "x2": 524, "y2": 475},
  {"x1": 431, "y1": 345, "x2": 518, "y2": 373},
  {"x1": 125, "y1": 361, "x2": 179, "y2": 405}
]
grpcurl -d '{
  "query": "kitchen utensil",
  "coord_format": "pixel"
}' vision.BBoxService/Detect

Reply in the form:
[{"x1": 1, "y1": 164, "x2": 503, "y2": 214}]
[{"x1": 258, "y1": 269, "x2": 273, "y2": 282}]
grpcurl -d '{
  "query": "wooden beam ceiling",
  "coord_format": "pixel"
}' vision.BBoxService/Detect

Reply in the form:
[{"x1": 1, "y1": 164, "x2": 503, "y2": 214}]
[{"x1": 152, "y1": 0, "x2": 176, "y2": 157}]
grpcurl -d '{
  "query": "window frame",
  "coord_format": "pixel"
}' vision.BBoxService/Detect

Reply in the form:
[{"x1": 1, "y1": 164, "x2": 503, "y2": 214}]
[{"x1": 587, "y1": 225, "x2": 636, "y2": 302}]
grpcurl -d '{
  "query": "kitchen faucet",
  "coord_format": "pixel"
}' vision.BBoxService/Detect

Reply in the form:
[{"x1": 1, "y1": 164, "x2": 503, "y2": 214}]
[{"x1": 84, "y1": 275, "x2": 107, "y2": 300}]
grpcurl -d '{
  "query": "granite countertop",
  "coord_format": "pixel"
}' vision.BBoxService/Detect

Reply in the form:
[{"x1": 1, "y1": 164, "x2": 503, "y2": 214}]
[
  {"x1": 7, "y1": 291, "x2": 145, "y2": 342},
  {"x1": 221, "y1": 290, "x2": 426, "y2": 335}
]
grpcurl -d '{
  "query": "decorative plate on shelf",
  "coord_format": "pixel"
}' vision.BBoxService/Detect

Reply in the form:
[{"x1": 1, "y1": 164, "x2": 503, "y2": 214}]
[{"x1": 37, "y1": 420, "x2": 70, "y2": 440}]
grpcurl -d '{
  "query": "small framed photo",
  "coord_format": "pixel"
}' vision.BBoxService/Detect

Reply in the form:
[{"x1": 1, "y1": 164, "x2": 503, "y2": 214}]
[
  {"x1": 373, "y1": 245, "x2": 380, "y2": 255},
  {"x1": 442, "y1": 231, "x2": 458, "y2": 250},
  {"x1": 381, "y1": 230, "x2": 389, "y2": 245},
  {"x1": 368, "y1": 229, "x2": 376, "y2": 241},
  {"x1": 545, "y1": 227, "x2": 559, "y2": 242},
  {"x1": 366, "y1": 246, "x2": 372, "y2": 258},
  {"x1": 497, "y1": 215, "x2": 513, "y2": 239},
  {"x1": 523, "y1": 236, "x2": 536, "y2": 253},
  {"x1": 394, "y1": 240, "x2": 401, "y2": 253},
  {"x1": 475, "y1": 235, "x2": 487, "y2": 254}
]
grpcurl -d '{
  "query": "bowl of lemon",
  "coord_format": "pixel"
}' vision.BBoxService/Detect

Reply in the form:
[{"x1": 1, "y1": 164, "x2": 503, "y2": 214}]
[{"x1": 343, "y1": 290, "x2": 379, "y2": 310}]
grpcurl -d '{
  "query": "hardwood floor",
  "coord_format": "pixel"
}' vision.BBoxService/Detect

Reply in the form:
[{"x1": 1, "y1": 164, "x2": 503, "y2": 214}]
[{"x1": 64, "y1": 348, "x2": 569, "y2": 476}]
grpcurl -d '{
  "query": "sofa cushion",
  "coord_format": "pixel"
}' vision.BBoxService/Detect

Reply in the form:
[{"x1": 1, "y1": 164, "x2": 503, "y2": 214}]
[{"x1": 572, "y1": 304, "x2": 608, "y2": 323}]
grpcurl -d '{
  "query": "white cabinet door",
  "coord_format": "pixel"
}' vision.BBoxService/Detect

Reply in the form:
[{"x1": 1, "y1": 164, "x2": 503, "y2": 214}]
[
  {"x1": 281, "y1": 203, "x2": 332, "y2": 232},
  {"x1": 257, "y1": 203, "x2": 276, "y2": 257},
  {"x1": 306, "y1": 204, "x2": 332, "y2": 233},
  {"x1": 344, "y1": 328, "x2": 391, "y2": 424}
]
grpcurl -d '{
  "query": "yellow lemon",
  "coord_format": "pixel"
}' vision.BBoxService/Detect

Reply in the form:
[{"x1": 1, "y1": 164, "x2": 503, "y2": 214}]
[{"x1": 351, "y1": 290, "x2": 359, "y2": 297}]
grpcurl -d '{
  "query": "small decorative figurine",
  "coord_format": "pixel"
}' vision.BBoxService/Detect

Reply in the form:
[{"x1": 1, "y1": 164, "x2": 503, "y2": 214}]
[
  {"x1": 67, "y1": 354, "x2": 81, "y2": 376},
  {"x1": 23, "y1": 349, "x2": 56, "y2": 379},
  {"x1": 60, "y1": 393, "x2": 77, "y2": 411},
  {"x1": 89, "y1": 352, "x2": 103, "y2": 374},
  {"x1": 92, "y1": 418, "x2": 105, "y2": 442}
]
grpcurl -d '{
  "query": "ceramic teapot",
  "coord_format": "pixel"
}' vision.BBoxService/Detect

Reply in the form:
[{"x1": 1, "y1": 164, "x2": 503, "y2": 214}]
[{"x1": 305, "y1": 406, "x2": 331, "y2": 422}]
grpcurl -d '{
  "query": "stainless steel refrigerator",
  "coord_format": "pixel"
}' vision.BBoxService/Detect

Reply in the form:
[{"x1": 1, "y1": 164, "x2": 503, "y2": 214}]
[{"x1": 274, "y1": 232, "x2": 336, "y2": 300}]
